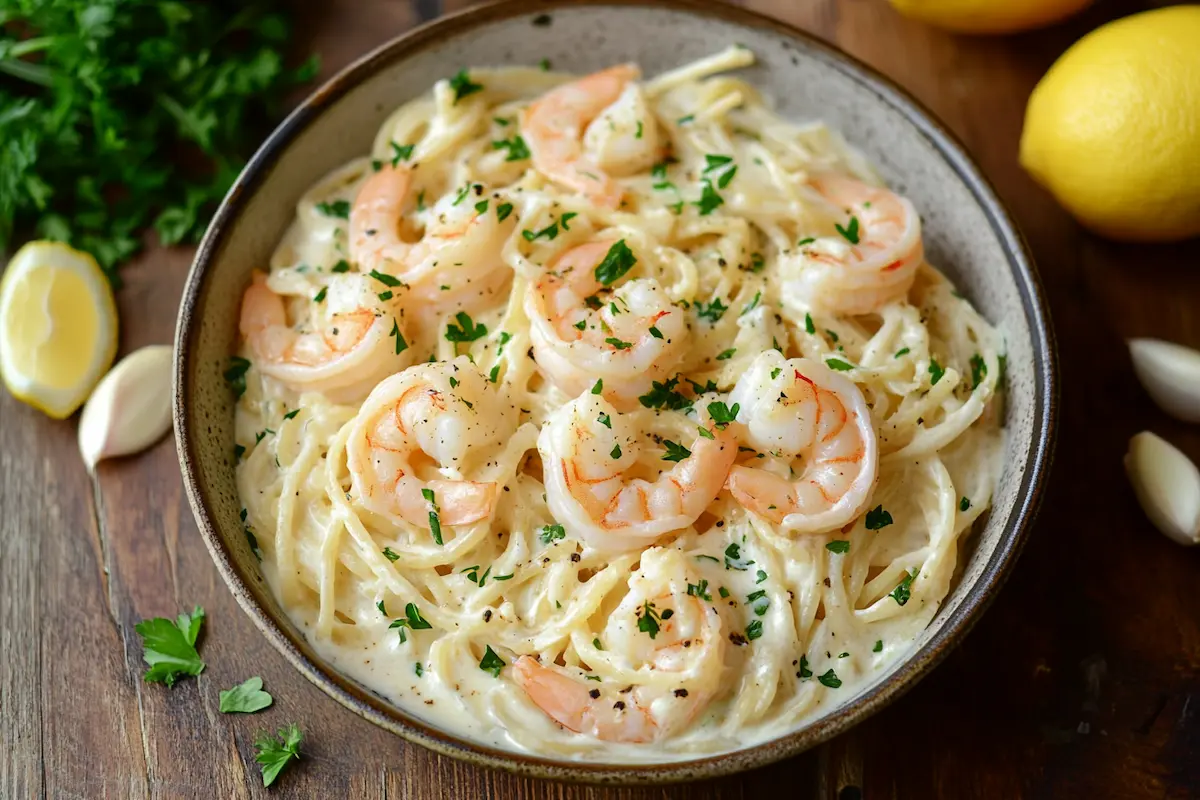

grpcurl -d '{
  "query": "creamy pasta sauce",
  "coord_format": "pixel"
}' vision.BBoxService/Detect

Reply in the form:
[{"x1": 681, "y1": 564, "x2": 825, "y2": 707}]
[{"x1": 234, "y1": 47, "x2": 1005, "y2": 761}]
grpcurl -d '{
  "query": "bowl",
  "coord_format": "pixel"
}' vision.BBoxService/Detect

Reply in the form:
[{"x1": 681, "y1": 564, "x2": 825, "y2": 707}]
[{"x1": 174, "y1": 0, "x2": 1057, "y2": 784}]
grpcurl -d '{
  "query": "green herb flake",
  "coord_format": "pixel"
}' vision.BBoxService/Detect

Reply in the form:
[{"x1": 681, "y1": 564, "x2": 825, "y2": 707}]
[
  {"x1": 834, "y1": 216, "x2": 860, "y2": 245},
  {"x1": 253, "y1": 724, "x2": 303, "y2": 788},
  {"x1": 798, "y1": 655, "x2": 813, "y2": 679},
  {"x1": 446, "y1": 311, "x2": 487, "y2": 343},
  {"x1": 390, "y1": 319, "x2": 407, "y2": 355},
  {"x1": 864, "y1": 505, "x2": 893, "y2": 530},
  {"x1": 496, "y1": 202, "x2": 514, "y2": 222},
  {"x1": 331, "y1": 259, "x2": 350, "y2": 273},
  {"x1": 929, "y1": 358, "x2": 946, "y2": 386},
  {"x1": 805, "y1": 313, "x2": 816, "y2": 335},
  {"x1": 826, "y1": 540, "x2": 851, "y2": 554},
  {"x1": 479, "y1": 645, "x2": 505, "y2": 677},
  {"x1": 134, "y1": 606, "x2": 206, "y2": 687},
  {"x1": 718, "y1": 586, "x2": 731, "y2": 599},
  {"x1": 282, "y1": 408, "x2": 300, "y2": 421},
  {"x1": 693, "y1": 181, "x2": 724, "y2": 215},
  {"x1": 390, "y1": 142, "x2": 415, "y2": 165},
  {"x1": 219, "y1": 676, "x2": 273, "y2": 714},
  {"x1": 818, "y1": 669, "x2": 842, "y2": 688},
  {"x1": 636, "y1": 600, "x2": 664, "y2": 639},
  {"x1": 605, "y1": 336, "x2": 633, "y2": 351},
  {"x1": 422, "y1": 488, "x2": 443, "y2": 545},
  {"x1": 598, "y1": 412, "x2": 612, "y2": 429},
  {"x1": 540, "y1": 523, "x2": 566, "y2": 544},
  {"x1": 687, "y1": 579, "x2": 712, "y2": 601},
  {"x1": 825, "y1": 358, "x2": 855, "y2": 371},
  {"x1": 746, "y1": 589, "x2": 770, "y2": 617},
  {"x1": 970, "y1": 353, "x2": 987, "y2": 389},
  {"x1": 890, "y1": 569, "x2": 917, "y2": 606},
  {"x1": 894, "y1": 347, "x2": 911, "y2": 358},
  {"x1": 474, "y1": 199, "x2": 489, "y2": 214},
  {"x1": 746, "y1": 620, "x2": 764, "y2": 640},
  {"x1": 960, "y1": 496, "x2": 971, "y2": 512},
  {"x1": 381, "y1": 547, "x2": 401, "y2": 562},
  {"x1": 449, "y1": 69, "x2": 484, "y2": 103},
  {"x1": 873, "y1": 639, "x2": 883, "y2": 653},
  {"x1": 695, "y1": 297, "x2": 728, "y2": 323},
  {"x1": 591, "y1": 379, "x2": 604, "y2": 395},
  {"x1": 316, "y1": 200, "x2": 350, "y2": 219},
  {"x1": 491, "y1": 135, "x2": 531, "y2": 162},
  {"x1": 716, "y1": 348, "x2": 736, "y2": 361},
  {"x1": 610, "y1": 443, "x2": 623, "y2": 459},
  {"x1": 724, "y1": 542, "x2": 753, "y2": 571},
  {"x1": 224, "y1": 357, "x2": 251, "y2": 400},
  {"x1": 661, "y1": 439, "x2": 691, "y2": 462},
  {"x1": 594, "y1": 240, "x2": 637, "y2": 285},
  {"x1": 414, "y1": 662, "x2": 424, "y2": 677}
]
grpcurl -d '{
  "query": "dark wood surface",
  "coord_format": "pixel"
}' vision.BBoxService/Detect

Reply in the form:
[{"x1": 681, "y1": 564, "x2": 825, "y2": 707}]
[{"x1": 3, "y1": 0, "x2": 1198, "y2": 797}]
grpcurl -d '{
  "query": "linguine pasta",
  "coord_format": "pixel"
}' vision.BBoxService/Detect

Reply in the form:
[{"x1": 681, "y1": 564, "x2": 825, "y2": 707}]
[{"x1": 234, "y1": 46, "x2": 1004, "y2": 760}]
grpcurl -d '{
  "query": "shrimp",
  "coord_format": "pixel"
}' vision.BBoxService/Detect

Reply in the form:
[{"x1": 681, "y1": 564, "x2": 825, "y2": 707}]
[
  {"x1": 538, "y1": 391, "x2": 737, "y2": 551},
  {"x1": 349, "y1": 164, "x2": 514, "y2": 314},
  {"x1": 346, "y1": 357, "x2": 516, "y2": 529},
  {"x1": 238, "y1": 270, "x2": 412, "y2": 403},
  {"x1": 525, "y1": 240, "x2": 687, "y2": 410},
  {"x1": 781, "y1": 174, "x2": 923, "y2": 316},
  {"x1": 581, "y1": 82, "x2": 660, "y2": 177},
  {"x1": 726, "y1": 350, "x2": 878, "y2": 533},
  {"x1": 522, "y1": 64, "x2": 641, "y2": 209},
  {"x1": 513, "y1": 547, "x2": 725, "y2": 742}
]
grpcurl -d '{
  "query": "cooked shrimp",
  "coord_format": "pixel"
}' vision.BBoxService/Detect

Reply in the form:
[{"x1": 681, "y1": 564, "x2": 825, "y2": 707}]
[
  {"x1": 581, "y1": 83, "x2": 660, "y2": 177},
  {"x1": 726, "y1": 350, "x2": 878, "y2": 532},
  {"x1": 349, "y1": 164, "x2": 514, "y2": 314},
  {"x1": 238, "y1": 270, "x2": 412, "y2": 403},
  {"x1": 538, "y1": 391, "x2": 737, "y2": 551},
  {"x1": 522, "y1": 64, "x2": 641, "y2": 208},
  {"x1": 346, "y1": 357, "x2": 516, "y2": 529},
  {"x1": 525, "y1": 240, "x2": 687, "y2": 410},
  {"x1": 513, "y1": 547, "x2": 725, "y2": 742},
  {"x1": 782, "y1": 174, "x2": 923, "y2": 316}
]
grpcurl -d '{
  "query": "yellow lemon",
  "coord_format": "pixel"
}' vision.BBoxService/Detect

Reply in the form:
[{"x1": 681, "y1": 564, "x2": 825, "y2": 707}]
[
  {"x1": 888, "y1": 0, "x2": 1093, "y2": 34},
  {"x1": 1019, "y1": 6, "x2": 1200, "y2": 242},
  {"x1": 0, "y1": 241, "x2": 118, "y2": 418}
]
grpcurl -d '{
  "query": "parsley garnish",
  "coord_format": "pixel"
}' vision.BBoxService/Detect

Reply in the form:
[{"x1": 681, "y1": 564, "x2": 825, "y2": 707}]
[
  {"x1": 864, "y1": 505, "x2": 893, "y2": 530},
  {"x1": 703, "y1": 154, "x2": 738, "y2": 189},
  {"x1": 798, "y1": 655, "x2": 813, "y2": 678},
  {"x1": 651, "y1": 161, "x2": 675, "y2": 191},
  {"x1": 390, "y1": 318, "x2": 407, "y2": 354},
  {"x1": 446, "y1": 311, "x2": 487, "y2": 343},
  {"x1": 661, "y1": 440, "x2": 691, "y2": 462},
  {"x1": 695, "y1": 297, "x2": 728, "y2": 323},
  {"x1": 749, "y1": 252, "x2": 765, "y2": 272},
  {"x1": 253, "y1": 724, "x2": 303, "y2": 787},
  {"x1": 331, "y1": 259, "x2": 350, "y2": 273},
  {"x1": 724, "y1": 543, "x2": 753, "y2": 571},
  {"x1": 449, "y1": 69, "x2": 484, "y2": 103},
  {"x1": 594, "y1": 240, "x2": 637, "y2": 285},
  {"x1": 970, "y1": 353, "x2": 987, "y2": 389},
  {"x1": 805, "y1": 313, "x2": 816, "y2": 334},
  {"x1": 746, "y1": 619, "x2": 764, "y2": 640},
  {"x1": 422, "y1": 488, "x2": 443, "y2": 545},
  {"x1": 390, "y1": 142, "x2": 414, "y2": 164},
  {"x1": 707, "y1": 401, "x2": 739, "y2": 428},
  {"x1": 873, "y1": 639, "x2": 883, "y2": 653},
  {"x1": 894, "y1": 347, "x2": 911, "y2": 358},
  {"x1": 496, "y1": 202, "x2": 514, "y2": 222},
  {"x1": 826, "y1": 540, "x2": 851, "y2": 554},
  {"x1": 282, "y1": 408, "x2": 300, "y2": 421},
  {"x1": 523, "y1": 221, "x2": 561, "y2": 241},
  {"x1": 369, "y1": 269, "x2": 403, "y2": 288},
  {"x1": 479, "y1": 645, "x2": 506, "y2": 677},
  {"x1": 475, "y1": 199, "x2": 489, "y2": 214},
  {"x1": 635, "y1": 121, "x2": 643, "y2": 138},
  {"x1": 591, "y1": 379, "x2": 604, "y2": 395},
  {"x1": 610, "y1": 443, "x2": 623, "y2": 459},
  {"x1": 225, "y1": 357, "x2": 251, "y2": 400},
  {"x1": 825, "y1": 358, "x2": 855, "y2": 371},
  {"x1": 492, "y1": 135, "x2": 531, "y2": 161},
  {"x1": 560, "y1": 211, "x2": 577, "y2": 230},
  {"x1": 818, "y1": 669, "x2": 842, "y2": 688},
  {"x1": 316, "y1": 200, "x2": 350, "y2": 219},
  {"x1": 747, "y1": 589, "x2": 770, "y2": 617},
  {"x1": 929, "y1": 358, "x2": 946, "y2": 385},
  {"x1": 540, "y1": 523, "x2": 566, "y2": 544},
  {"x1": 693, "y1": 180, "x2": 724, "y2": 215},
  {"x1": 598, "y1": 412, "x2": 612, "y2": 429},
  {"x1": 219, "y1": 677, "x2": 273, "y2": 714},
  {"x1": 636, "y1": 600, "x2": 668, "y2": 639},
  {"x1": 890, "y1": 570, "x2": 917, "y2": 606},
  {"x1": 414, "y1": 662, "x2": 424, "y2": 677},
  {"x1": 798, "y1": 236, "x2": 816, "y2": 246},
  {"x1": 381, "y1": 547, "x2": 400, "y2": 562},
  {"x1": 636, "y1": 376, "x2": 690, "y2": 410},
  {"x1": 717, "y1": 348, "x2": 736, "y2": 361},
  {"x1": 960, "y1": 496, "x2": 971, "y2": 512},
  {"x1": 605, "y1": 336, "x2": 632, "y2": 350},
  {"x1": 741, "y1": 291, "x2": 762, "y2": 316},
  {"x1": 835, "y1": 216, "x2": 860, "y2": 244},
  {"x1": 134, "y1": 606, "x2": 206, "y2": 687},
  {"x1": 718, "y1": 586, "x2": 731, "y2": 599},
  {"x1": 312, "y1": 286, "x2": 327, "y2": 303},
  {"x1": 687, "y1": 580, "x2": 712, "y2": 601}
]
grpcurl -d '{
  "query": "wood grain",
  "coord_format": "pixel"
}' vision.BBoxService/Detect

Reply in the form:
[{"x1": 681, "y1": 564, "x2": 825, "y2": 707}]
[{"x1": 2, "y1": 0, "x2": 1197, "y2": 797}]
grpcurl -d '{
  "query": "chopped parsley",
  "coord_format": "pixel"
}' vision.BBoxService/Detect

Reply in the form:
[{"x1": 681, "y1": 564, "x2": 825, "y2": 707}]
[
  {"x1": 797, "y1": 237, "x2": 816, "y2": 247},
  {"x1": 960, "y1": 496, "x2": 971, "y2": 512},
  {"x1": 749, "y1": 252, "x2": 766, "y2": 273},
  {"x1": 805, "y1": 313, "x2": 816, "y2": 334},
  {"x1": 591, "y1": 379, "x2": 604, "y2": 395},
  {"x1": 740, "y1": 291, "x2": 762, "y2": 316},
  {"x1": 369, "y1": 269, "x2": 404, "y2": 288},
  {"x1": 636, "y1": 600, "x2": 669, "y2": 639},
  {"x1": 716, "y1": 348, "x2": 736, "y2": 361},
  {"x1": 475, "y1": 199, "x2": 489, "y2": 214},
  {"x1": 873, "y1": 639, "x2": 883, "y2": 653},
  {"x1": 894, "y1": 347, "x2": 911, "y2": 358},
  {"x1": 422, "y1": 488, "x2": 443, "y2": 545},
  {"x1": 496, "y1": 202, "x2": 514, "y2": 222},
  {"x1": 312, "y1": 286, "x2": 327, "y2": 303},
  {"x1": 605, "y1": 336, "x2": 632, "y2": 350},
  {"x1": 315, "y1": 200, "x2": 350, "y2": 219},
  {"x1": 134, "y1": 606, "x2": 206, "y2": 687},
  {"x1": 745, "y1": 619, "x2": 764, "y2": 641},
  {"x1": 707, "y1": 401, "x2": 739, "y2": 428},
  {"x1": 650, "y1": 161, "x2": 675, "y2": 191},
  {"x1": 448, "y1": 69, "x2": 484, "y2": 103},
  {"x1": 381, "y1": 547, "x2": 400, "y2": 562},
  {"x1": 445, "y1": 311, "x2": 487, "y2": 343},
  {"x1": 390, "y1": 142, "x2": 414, "y2": 164},
  {"x1": 970, "y1": 353, "x2": 987, "y2": 389},
  {"x1": 540, "y1": 523, "x2": 566, "y2": 544},
  {"x1": 491, "y1": 135, "x2": 531, "y2": 161},
  {"x1": 331, "y1": 259, "x2": 350, "y2": 273},
  {"x1": 253, "y1": 724, "x2": 303, "y2": 788},
  {"x1": 687, "y1": 579, "x2": 712, "y2": 601},
  {"x1": 890, "y1": 569, "x2": 917, "y2": 606},
  {"x1": 746, "y1": 589, "x2": 769, "y2": 616},
  {"x1": 693, "y1": 180, "x2": 724, "y2": 215},
  {"x1": 826, "y1": 540, "x2": 851, "y2": 554},
  {"x1": 598, "y1": 412, "x2": 612, "y2": 429},
  {"x1": 282, "y1": 408, "x2": 300, "y2": 421},
  {"x1": 929, "y1": 358, "x2": 946, "y2": 386},
  {"x1": 724, "y1": 542, "x2": 753, "y2": 571},
  {"x1": 798, "y1": 655, "x2": 813, "y2": 678},
  {"x1": 224, "y1": 357, "x2": 251, "y2": 400},
  {"x1": 594, "y1": 240, "x2": 637, "y2": 285},
  {"x1": 834, "y1": 216, "x2": 860, "y2": 244},
  {"x1": 523, "y1": 220, "x2": 562, "y2": 242},
  {"x1": 635, "y1": 120, "x2": 643, "y2": 138},
  {"x1": 479, "y1": 645, "x2": 506, "y2": 677},
  {"x1": 649, "y1": 326, "x2": 663, "y2": 339},
  {"x1": 718, "y1": 586, "x2": 731, "y2": 599},
  {"x1": 638, "y1": 376, "x2": 690, "y2": 410},
  {"x1": 610, "y1": 443, "x2": 623, "y2": 459},
  {"x1": 864, "y1": 505, "x2": 893, "y2": 530},
  {"x1": 825, "y1": 358, "x2": 855, "y2": 371},
  {"x1": 414, "y1": 662, "x2": 424, "y2": 677},
  {"x1": 695, "y1": 297, "x2": 728, "y2": 323},
  {"x1": 389, "y1": 319, "x2": 407, "y2": 355},
  {"x1": 756, "y1": 569, "x2": 768, "y2": 584},
  {"x1": 818, "y1": 669, "x2": 842, "y2": 688},
  {"x1": 702, "y1": 154, "x2": 738, "y2": 189},
  {"x1": 560, "y1": 211, "x2": 577, "y2": 230},
  {"x1": 661, "y1": 440, "x2": 691, "y2": 462}
]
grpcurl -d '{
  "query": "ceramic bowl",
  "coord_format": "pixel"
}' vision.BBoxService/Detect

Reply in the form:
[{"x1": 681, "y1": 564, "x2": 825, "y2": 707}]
[{"x1": 175, "y1": 0, "x2": 1057, "y2": 783}]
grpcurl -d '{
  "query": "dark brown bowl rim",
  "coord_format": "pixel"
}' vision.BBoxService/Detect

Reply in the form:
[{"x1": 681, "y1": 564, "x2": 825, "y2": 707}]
[{"x1": 175, "y1": 0, "x2": 1058, "y2": 785}]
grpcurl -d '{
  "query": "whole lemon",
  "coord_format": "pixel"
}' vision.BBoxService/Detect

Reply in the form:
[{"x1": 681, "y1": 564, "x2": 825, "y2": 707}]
[
  {"x1": 1019, "y1": 6, "x2": 1200, "y2": 242},
  {"x1": 888, "y1": 0, "x2": 1093, "y2": 34}
]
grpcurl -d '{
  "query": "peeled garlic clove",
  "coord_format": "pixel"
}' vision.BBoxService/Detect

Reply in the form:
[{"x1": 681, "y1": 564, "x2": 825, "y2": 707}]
[
  {"x1": 78, "y1": 345, "x2": 173, "y2": 471},
  {"x1": 1124, "y1": 431, "x2": 1200, "y2": 546},
  {"x1": 1128, "y1": 338, "x2": 1200, "y2": 423}
]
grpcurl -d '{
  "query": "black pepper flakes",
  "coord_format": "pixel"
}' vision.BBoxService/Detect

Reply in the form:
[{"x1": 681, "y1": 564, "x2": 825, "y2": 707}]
[{"x1": 588, "y1": 688, "x2": 601, "y2": 699}]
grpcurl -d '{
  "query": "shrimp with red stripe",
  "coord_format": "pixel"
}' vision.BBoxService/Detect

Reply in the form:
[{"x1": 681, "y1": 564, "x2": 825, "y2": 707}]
[{"x1": 725, "y1": 351, "x2": 878, "y2": 533}]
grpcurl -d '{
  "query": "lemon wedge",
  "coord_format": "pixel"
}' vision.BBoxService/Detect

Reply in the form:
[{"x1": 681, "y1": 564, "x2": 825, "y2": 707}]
[{"x1": 0, "y1": 241, "x2": 118, "y2": 418}]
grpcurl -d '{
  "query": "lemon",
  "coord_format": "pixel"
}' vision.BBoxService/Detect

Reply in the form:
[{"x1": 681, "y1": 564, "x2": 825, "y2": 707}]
[
  {"x1": 888, "y1": 0, "x2": 1093, "y2": 34},
  {"x1": 0, "y1": 241, "x2": 118, "y2": 418},
  {"x1": 1019, "y1": 6, "x2": 1200, "y2": 242}
]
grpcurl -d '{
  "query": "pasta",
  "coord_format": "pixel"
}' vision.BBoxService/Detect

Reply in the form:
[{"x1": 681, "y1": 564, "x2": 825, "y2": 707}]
[{"x1": 233, "y1": 46, "x2": 1005, "y2": 761}]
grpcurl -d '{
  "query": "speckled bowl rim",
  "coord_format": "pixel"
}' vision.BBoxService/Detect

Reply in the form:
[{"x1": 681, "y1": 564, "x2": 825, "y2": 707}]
[{"x1": 175, "y1": 0, "x2": 1058, "y2": 785}]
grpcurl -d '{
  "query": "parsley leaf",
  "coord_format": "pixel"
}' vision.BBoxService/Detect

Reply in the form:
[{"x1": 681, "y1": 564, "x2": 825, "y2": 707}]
[
  {"x1": 479, "y1": 645, "x2": 506, "y2": 677},
  {"x1": 746, "y1": 619, "x2": 764, "y2": 640},
  {"x1": 707, "y1": 401, "x2": 739, "y2": 427},
  {"x1": 492, "y1": 135, "x2": 531, "y2": 162},
  {"x1": 929, "y1": 358, "x2": 946, "y2": 386},
  {"x1": 540, "y1": 523, "x2": 566, "y2": 544},
  {"x1": 638, "y1": 376, "x2": 690, "y2": 410},
  {"x1": 716, "y1": 348, "x2": 736, "y2": 361},
  {"x1": 826, "y1": 540, "x2": 851, "y2": 554},
  {"x1": 835, "y1": 216, "x2": 860, "y2": 244},
  {"x1": 446, "y1": 311, "x2": 487, "y2": 343},
  {"x1": 798, "y1": 655, "x2": 813, "y2": 678},
  {"x1": 864, "y1": 505, "x2": 893, "y2": 530},
  {"x1": 695, "y1": 298, "x2": 728, "y2": 323},
  {"x1": 390, "y1": 142, "x2": 414, "y2": 164},
  {"x1": 873, "y1": 639, "x2": 884, "y2": 653},
  {"x1": 687, "y1": 579, "x2": 712, "y2": 601},
  {"x1": 449, "y1": 69, "x2": 484, "y2": 103},
  {"x1": 594, "y1": 240, "x2": 637, "y2": 285},
  {"x1": 661, "y1": 440, "x2": 691, "y2": 462},
  {"x1": 805, "y1": 313, "x2": 816, "y2": 334},
  {"x1": 225, "y1": 357, "x2": 251, "y2": 400},
  {"x1": 970, "y1": 353, "x2": 987, "y2": 389},
  {"x1": 219, "y1": 677, "x2": 273, "y2": 714},
  {"x1": 496, "y1": 202, "x2": 514, "y2": 222},
  {"x1": 890, "y1": 570, "x2": 917, "y2": 606},
  {"x1": 960, "y1": 496, "x2": 971, "y2": 512},
  {"x1": 135, "y1": 607, "x2": 206, "y2": 687},
  {"x1": 316, "y1": 200, "x2": 350, "y2": 219},
  {"x1": 693, "y1": 181, "x2": 724, "y2": 215},
  {"x1": 724, "y1": 543, "x2": 753, "y2": 571},
  {"x1": 825, "y1": 358, "x2": 856, "y2": 371},
  {"x1": 637, "y1": 600, "x2": 665, "y2": 639},
  {"x1": 818, "y1": 669, "x2": 843, "y2": 688},
  {"x1": 253, "y1": 724, "x2": 303, "y2": 787}
]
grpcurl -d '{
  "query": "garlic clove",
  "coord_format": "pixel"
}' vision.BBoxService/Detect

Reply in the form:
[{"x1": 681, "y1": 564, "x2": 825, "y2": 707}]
[
  {"x1": 78, "y1": 344, "x2": 174, "y2": 471},
  {"x1": 1128, "y1": 338, "x2": 1200, "y2": 423},
  {"x1": 1124, "y1": 431, "x2": 1200, "y2": 546}
]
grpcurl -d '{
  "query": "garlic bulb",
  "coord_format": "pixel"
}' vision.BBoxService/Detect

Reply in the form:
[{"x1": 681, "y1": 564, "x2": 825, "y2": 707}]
[
  {"x1": 1128, "y1": 338, "x2": 1200, "y2": 422},
  {"x1": 78, "y1": 345, "x2": 173, "y2": 471},
  {"x1": 1124, "y1": 431, "x2": 1200, "y2": 546}
]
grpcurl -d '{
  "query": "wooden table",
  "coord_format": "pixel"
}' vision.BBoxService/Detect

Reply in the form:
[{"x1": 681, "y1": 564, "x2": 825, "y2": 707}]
[{"x1": 4, "y1": 0, "x2": 1198, "y2": 797}]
